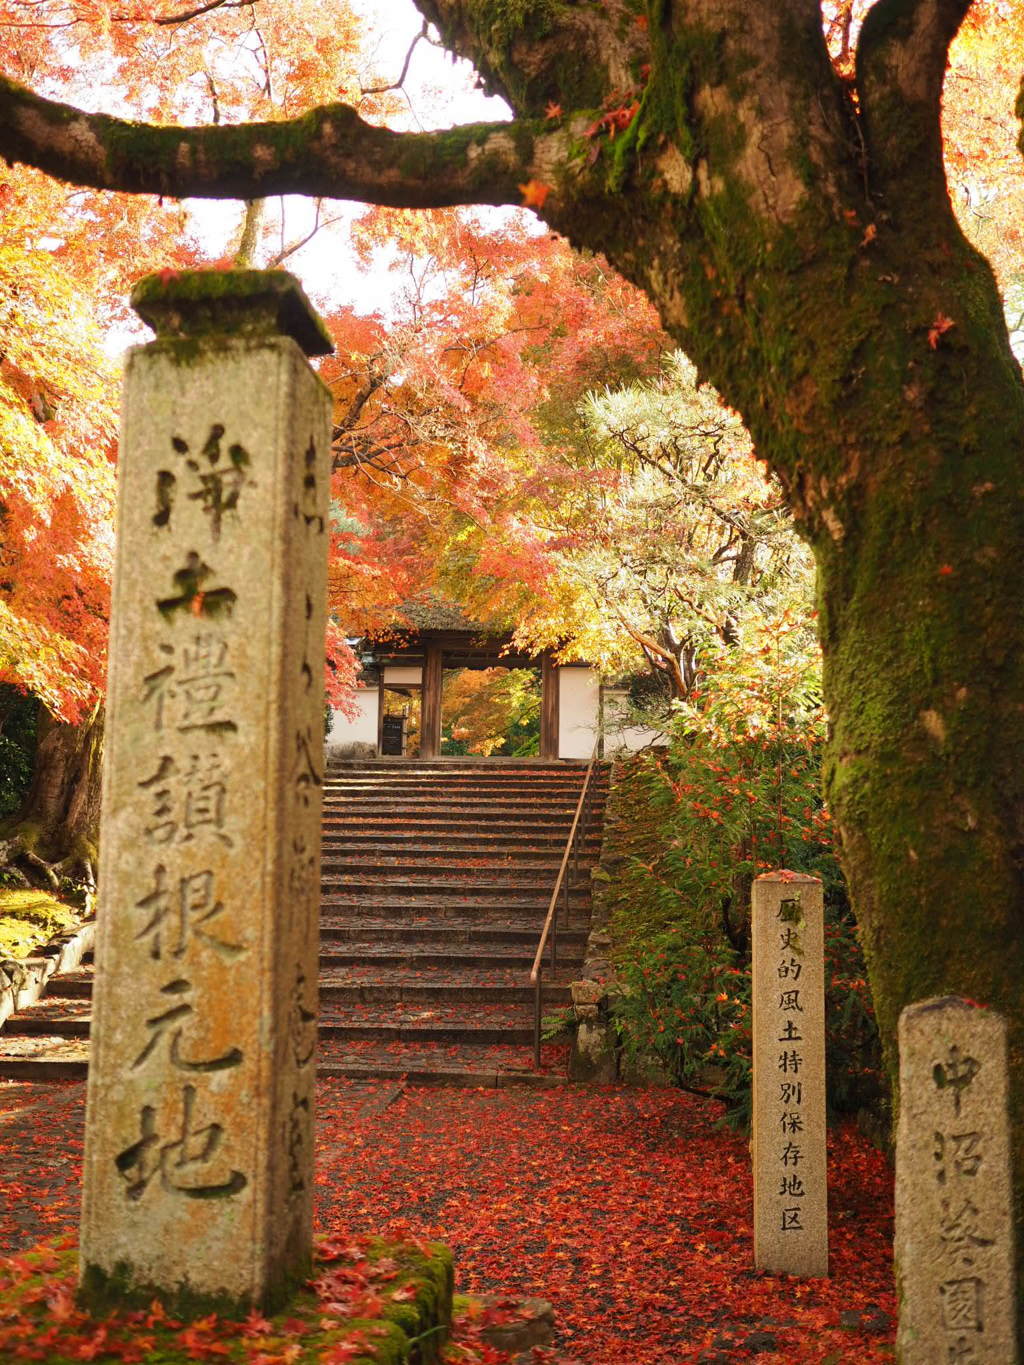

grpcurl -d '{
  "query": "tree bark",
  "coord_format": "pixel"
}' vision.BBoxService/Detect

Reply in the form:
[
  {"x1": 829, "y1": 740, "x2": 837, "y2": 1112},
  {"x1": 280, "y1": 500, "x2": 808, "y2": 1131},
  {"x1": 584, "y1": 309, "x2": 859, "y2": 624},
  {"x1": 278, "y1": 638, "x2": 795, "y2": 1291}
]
[{"x1": 0, "y1": 704, "x2": 104, "y2": 889}]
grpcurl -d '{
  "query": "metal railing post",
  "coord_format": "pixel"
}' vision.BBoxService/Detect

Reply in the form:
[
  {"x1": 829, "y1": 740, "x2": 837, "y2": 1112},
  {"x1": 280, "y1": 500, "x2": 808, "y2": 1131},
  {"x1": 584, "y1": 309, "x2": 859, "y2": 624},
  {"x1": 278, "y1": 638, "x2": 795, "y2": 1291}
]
[{"x1": 533, "y1": 970, "x2": 542, "y2": 1068}]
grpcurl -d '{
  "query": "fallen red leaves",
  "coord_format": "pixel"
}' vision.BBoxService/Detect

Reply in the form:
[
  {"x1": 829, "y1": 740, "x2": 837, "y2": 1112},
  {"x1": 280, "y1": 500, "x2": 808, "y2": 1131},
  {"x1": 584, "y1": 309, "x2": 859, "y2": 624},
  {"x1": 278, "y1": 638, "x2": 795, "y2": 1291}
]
[
  {"x1": 313, "y1": 1081, "x2": 895, "y2": 1363},
  {"x1": 0, "y1": 1078, "x2": 896, "y2": 1363}
]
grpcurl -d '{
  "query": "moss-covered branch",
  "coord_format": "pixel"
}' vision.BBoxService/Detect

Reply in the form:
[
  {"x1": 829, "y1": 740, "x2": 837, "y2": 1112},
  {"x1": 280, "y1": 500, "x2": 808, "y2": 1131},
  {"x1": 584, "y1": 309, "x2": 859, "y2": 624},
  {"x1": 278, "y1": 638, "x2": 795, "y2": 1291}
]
[
  {"x1": 0, "y1": 74, "x2": 567, "y2": 206},
  {"x1": 413, "y1": 0, "x2": 649, "y2": 116},
  {"x1": 856, "y1": 0, "x2": 973, "y2": 201}
]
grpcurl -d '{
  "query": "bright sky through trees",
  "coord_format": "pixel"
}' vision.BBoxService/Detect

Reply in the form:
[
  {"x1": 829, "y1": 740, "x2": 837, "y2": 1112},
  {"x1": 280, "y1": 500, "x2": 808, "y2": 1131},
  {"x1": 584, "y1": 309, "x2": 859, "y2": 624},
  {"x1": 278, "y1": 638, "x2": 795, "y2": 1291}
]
[{"x1": 180, "y1": 0, "x2": 517, "y2": 328}]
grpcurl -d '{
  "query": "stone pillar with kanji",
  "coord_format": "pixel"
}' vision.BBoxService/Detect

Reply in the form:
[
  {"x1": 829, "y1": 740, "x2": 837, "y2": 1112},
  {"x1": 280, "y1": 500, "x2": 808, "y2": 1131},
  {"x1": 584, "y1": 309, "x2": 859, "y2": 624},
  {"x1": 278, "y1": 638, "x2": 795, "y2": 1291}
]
[
  {"x1": 896, "y1": 996, "x2": 1018, "y2": 1364},
  {"x1": 79, "y1": 270, "x2": 333, "y2": 1314},
  {"x1": 751, "y1": 870, "x2": 828, "y2": 1277}
]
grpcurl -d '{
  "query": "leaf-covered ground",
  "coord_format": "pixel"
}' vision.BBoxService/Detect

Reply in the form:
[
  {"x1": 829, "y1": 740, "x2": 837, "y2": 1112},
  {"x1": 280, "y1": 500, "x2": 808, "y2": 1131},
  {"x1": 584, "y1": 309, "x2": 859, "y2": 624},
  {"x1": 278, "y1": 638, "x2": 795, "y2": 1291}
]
[{"x1": 0, "y1": 1078, "x2": 895, "y2": 1363}]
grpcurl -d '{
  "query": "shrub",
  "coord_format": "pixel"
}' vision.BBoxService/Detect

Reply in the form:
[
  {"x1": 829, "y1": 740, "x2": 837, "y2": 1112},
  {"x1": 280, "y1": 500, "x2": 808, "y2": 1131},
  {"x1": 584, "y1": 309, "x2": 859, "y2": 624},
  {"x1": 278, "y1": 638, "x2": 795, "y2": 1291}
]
[
  {"x1": 0, "y1": 686, "x2": 37, "y2": 820},
  {"x1": 609, "y1": 619, "x2": 882, "y2": 1126}
]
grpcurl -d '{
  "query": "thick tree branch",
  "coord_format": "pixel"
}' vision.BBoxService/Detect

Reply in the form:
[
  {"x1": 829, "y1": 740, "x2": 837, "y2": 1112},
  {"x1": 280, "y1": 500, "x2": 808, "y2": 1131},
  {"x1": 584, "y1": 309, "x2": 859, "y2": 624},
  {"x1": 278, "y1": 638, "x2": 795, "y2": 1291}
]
[
  {"x1": 0, "y1": 0, "x2": 252, "y2": 29},
  {"x1": 0, "y1": 74, "x2": 571, "y2": 206},
  {"x1": 151, "y1": 0, "x2": 253, "y2": 27},
  {"x1": 856, "y1": 0, "x2": 974, "y2": 201},
  {"x1": 412, "y1": 0, "x2": 647, "y2": 116}
]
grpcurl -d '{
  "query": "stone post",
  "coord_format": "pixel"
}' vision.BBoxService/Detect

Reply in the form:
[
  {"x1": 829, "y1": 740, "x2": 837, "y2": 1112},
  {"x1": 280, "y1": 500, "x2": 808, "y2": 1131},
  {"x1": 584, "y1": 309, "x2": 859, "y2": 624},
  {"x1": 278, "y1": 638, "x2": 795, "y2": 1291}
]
[
  {"x1": 79, "y1": 271, "x2": 333, "y2": 1314},
  {"x1": 751, "y1": 871, "x2": 828, "y2": 1277},
  {"x1": 896, "y1": 996, "x2": 1018, "y2": 1364}
]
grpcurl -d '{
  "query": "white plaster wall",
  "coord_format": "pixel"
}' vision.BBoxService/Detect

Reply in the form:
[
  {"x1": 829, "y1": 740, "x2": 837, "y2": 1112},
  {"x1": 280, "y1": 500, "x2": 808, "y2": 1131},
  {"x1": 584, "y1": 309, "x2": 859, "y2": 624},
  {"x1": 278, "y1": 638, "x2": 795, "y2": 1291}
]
[
  {"x1": 383, "y1": 665, "x2": 422, "y2": 686},
  {"x1": 327, "y1": 686, "x2": 379, "y2": 754},
  {"x1": 602, "y1": 688, "x2": 665, "y2": 753},
  {"x1": 558, "y1": 667, "x2": 601, "y2": 759}
]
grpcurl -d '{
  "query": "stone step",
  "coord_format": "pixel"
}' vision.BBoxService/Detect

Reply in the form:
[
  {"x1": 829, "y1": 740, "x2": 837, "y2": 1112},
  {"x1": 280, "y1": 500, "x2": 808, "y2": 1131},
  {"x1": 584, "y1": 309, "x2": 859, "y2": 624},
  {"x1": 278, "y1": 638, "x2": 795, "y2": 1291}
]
[
  {"x1": 324, "y1": 767, "x2": 605, "y2": 781},
  {"x1": 319, "y1": 979, "x2": 571, "y2": 1006},
  {"x1": 320, "y1": 879, "x2": 592, "y2": 900},
  {"x1": 320, "y1": 832, "x2": 603, "y2": 850},
  {"x1": 315, "y1": 1036, "x2": 568, "y2": 1087},
  {"x1": 318, "y1": 902, "x2": 588, "y2": 926},
  {"x1": 323, "y1": 786, "x2": 601, "y2": 801},
  {"x1": 320, "y1": 861, "x2": 597, "y2": 883},
  {"x1": 317, "y1": 946, "x2": 582, "y2": 971},
  {"x1": 32, "y1": 965, "x2": 574, "y2": 1007},
  {"x1": 319, "y1": 895, "x2": 589, "y2": 921},
  {"x1": 320, "y1": 817, "x2": 592, "y2": 836},
  {"x1": 323, "y1": 791, "x2": 598, "y2": 806},
  {"x1": 0, "y1": 1039, "x2": 569, "y2": 1087},
  {"x1": 325, "y1": 760, "x2": 598, "y2": 771},
  {"x1": 2, "y1": 1002, "x2": 546, "y2": 1047},
  {"x1": 322, "y1": 795, "x2": 601, "y2": 810},
  {"x1": 0, "y1": 760, "x2": 605, "y2": 1087},
  {"x1": 319, "y1": 919, "x2": 588, "y2": 947},
  {"x1": 322, "y1": 829, "x2": 600, "y2": 851},
  {"x1": 323, "y1": 775, "x2": 603, "y2": 790},
  {"x1": 37, "y1": 969, "x2": 94, "y2": 1000}
]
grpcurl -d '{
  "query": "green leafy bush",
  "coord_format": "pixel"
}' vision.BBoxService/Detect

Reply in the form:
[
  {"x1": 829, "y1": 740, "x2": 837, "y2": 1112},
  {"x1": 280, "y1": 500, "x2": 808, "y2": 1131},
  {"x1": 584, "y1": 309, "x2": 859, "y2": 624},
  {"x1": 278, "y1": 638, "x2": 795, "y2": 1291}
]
[
  {"x1": 609, "y1": 620, "x2": 882, "y2": 1126},
  {"x1": 0, "y1": 686, "x2": 37, "y2": 819}
]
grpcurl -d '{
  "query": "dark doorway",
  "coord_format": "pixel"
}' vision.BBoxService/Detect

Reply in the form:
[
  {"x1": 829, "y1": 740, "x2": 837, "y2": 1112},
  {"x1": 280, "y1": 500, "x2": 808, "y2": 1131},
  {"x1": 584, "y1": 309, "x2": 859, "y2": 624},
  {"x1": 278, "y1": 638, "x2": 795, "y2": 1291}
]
[{"x1": 380, "y1": 686, "x2": 422, "y2": 756}]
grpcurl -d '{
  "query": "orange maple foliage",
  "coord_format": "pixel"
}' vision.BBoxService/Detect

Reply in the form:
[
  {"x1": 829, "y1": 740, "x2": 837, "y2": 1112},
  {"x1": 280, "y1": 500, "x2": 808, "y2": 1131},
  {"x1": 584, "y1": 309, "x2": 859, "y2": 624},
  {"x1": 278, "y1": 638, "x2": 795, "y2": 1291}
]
[
  {"x1": 320, "y1": 207, "x2": 667, "y2": 642},
  {"x1": 0, "y1": 0, "x2": 389, "y2": 718}
]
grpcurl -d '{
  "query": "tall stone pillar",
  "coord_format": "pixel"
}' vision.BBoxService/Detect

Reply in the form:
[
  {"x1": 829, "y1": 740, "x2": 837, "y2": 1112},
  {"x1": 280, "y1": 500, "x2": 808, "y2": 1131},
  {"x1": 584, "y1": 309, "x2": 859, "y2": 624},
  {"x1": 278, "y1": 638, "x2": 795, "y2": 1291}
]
[
  {"x1": 751, "y1": 871, "x2": 828, "y2": 1277},
  {"x1": 79, "y1": 271, "x2": 333, "y2": 1314},
  {"x1": 896, "y1": 996, "x2": 1018, "y2": 1364}
]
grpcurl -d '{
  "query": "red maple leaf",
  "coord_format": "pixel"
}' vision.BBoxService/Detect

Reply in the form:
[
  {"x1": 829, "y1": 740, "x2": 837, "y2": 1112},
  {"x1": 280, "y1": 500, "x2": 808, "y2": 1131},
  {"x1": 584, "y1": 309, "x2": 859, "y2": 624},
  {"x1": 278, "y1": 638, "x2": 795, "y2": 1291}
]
[
  {"x1": 928, "y1": 312, "x2": 956, "y2": 348},
  {"x1": 518, "y1": 179, "x2": 551, "y2": 208}
]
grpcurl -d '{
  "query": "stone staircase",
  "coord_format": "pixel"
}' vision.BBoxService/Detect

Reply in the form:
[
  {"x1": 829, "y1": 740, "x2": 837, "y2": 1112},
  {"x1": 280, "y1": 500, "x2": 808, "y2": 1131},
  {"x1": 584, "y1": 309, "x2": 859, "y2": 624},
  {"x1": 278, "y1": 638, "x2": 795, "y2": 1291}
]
[{"x1": 0, "y1": 759, "x2": 607, "y2": 1086}]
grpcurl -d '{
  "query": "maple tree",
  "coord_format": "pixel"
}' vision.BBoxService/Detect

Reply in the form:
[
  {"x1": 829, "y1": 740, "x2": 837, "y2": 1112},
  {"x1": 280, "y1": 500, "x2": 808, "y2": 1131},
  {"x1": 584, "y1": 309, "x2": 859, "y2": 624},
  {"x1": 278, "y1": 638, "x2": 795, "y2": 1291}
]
[
  {"x1": 0, "y1": 175, "x2": 129, "y2": 886},
  {"x1": 440, "y1": 666, "x2": 541, "y2": 755},
  {"x1": 422, "y1": 351, "x2": 814, "y2": 702},
  {"x1": 322, "y1": 207, "x2": 667, "y2": 642},
  {"x1": 0, "y1": 0, "x2": 389, "y2": 880}
]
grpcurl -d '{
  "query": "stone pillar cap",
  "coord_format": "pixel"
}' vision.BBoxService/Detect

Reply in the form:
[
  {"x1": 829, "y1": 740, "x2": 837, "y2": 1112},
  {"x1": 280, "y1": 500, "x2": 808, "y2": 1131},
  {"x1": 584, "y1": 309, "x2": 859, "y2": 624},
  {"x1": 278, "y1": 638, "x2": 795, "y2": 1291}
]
[
  {"x1": 753, "y1": 869, "x2": 821, "y2": 883},
  {"x1": 131, "y1": 268, "x2": 334, "y2": 357}
]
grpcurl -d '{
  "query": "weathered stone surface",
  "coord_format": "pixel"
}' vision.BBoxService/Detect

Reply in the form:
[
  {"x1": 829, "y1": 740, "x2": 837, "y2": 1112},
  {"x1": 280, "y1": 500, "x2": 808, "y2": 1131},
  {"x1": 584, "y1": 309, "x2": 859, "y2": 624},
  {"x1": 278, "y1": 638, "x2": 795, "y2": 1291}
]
[
  {"x1": 896, "y1": 996, "x2": 1018, "y2": 1365},
  {"x1": 568, "y1": 978, "x2": 617, "y2": 1081},
  {"x1": 751, "y1": 871, "x2": 827, "y2": 1277},
  {"x1": 79, "y1": 271, "x2": 332, "y2": 1313},
  {"x1": 478, "y1": 1296, "x2": 555, "y2": 1353},
  {"x1": 571, "y1": 979, "x2": 604, "y2": 1007}
]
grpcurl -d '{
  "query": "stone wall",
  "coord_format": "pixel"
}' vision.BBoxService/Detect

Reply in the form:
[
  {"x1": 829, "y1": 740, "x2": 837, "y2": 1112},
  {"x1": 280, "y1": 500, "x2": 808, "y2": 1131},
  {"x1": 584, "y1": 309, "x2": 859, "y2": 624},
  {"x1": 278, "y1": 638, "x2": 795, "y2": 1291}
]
[{"x1": 0, "y1": 914, "x2": 95, "y2": 1029}]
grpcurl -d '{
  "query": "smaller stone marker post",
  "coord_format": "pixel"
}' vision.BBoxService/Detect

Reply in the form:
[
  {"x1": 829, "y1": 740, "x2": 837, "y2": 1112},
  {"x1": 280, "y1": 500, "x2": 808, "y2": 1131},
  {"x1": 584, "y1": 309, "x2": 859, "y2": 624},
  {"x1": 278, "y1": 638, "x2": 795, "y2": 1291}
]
[
  {"x1": 896, "y1": 996, "x2": 1018, "y2": 1365},
  {"x1": 79, "y1": 270, "x2": 333, "y2": 1314},
  {"x1": 751, "y1": 871, "x2": 827, "y2": 1277}
]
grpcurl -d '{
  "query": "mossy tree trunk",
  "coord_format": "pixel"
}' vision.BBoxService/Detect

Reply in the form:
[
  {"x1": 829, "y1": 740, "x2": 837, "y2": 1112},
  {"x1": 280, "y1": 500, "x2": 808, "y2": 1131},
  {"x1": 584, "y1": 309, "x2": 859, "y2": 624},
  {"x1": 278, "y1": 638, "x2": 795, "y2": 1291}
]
[{"x1": 0, "y1": 703, "x2": 103, "y2": 890}]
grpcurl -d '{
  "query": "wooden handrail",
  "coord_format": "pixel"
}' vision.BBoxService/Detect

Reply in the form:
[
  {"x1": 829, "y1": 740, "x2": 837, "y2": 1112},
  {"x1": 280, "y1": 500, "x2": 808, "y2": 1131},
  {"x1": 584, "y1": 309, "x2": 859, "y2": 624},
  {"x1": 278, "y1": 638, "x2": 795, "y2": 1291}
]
[{"x1": 531, "y1": 738, "x2": 601, "y2": 1066}]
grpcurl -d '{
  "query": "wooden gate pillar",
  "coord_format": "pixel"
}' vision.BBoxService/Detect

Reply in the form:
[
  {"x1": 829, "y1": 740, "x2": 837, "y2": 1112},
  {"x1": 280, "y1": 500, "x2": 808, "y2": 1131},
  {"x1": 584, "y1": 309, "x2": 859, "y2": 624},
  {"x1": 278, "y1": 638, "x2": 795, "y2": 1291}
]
[
  {"x1": 540, "y1": 652, "x2": 560, "y2": 759},
  {"x1": 421, "y1": 645, "x2": 443, "y2": 757}
]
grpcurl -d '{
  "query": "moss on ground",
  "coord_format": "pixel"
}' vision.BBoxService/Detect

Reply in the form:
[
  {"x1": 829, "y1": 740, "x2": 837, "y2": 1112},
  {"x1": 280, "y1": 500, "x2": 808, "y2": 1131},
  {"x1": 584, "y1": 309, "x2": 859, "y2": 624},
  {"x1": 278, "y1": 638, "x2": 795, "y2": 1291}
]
[
  {"x1": 0, "y1": 888, "x2": 80, "y2": 960},
  {"x1": 1, "y1": 1236, "x2": 455, "y2": 1364}
]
